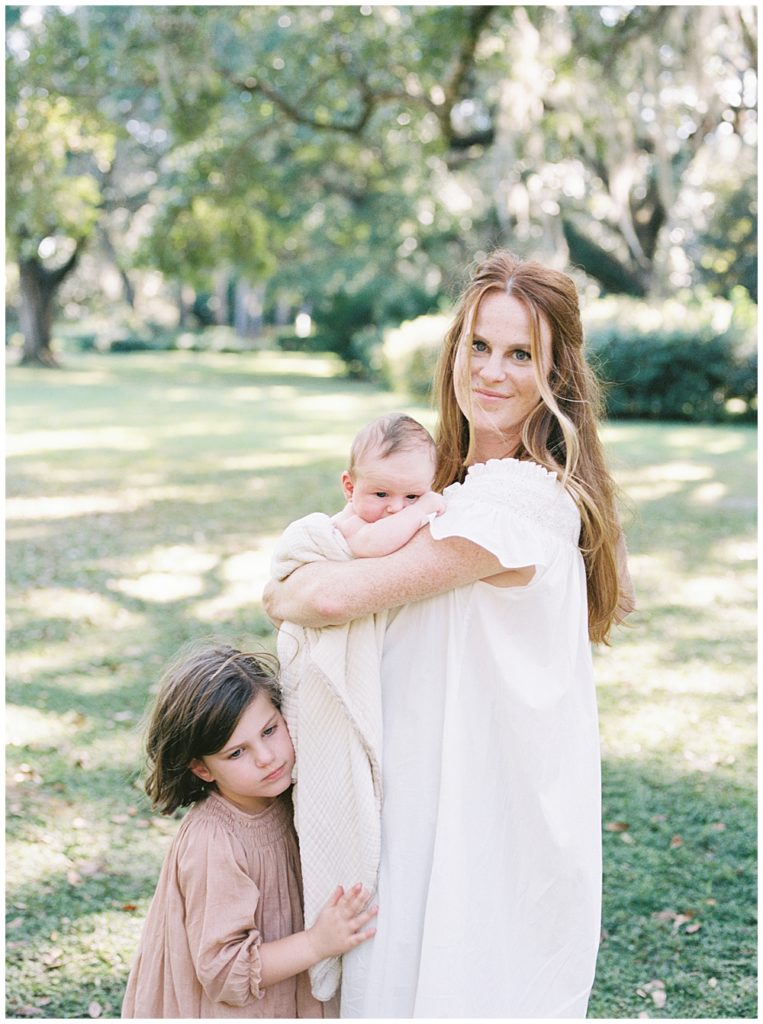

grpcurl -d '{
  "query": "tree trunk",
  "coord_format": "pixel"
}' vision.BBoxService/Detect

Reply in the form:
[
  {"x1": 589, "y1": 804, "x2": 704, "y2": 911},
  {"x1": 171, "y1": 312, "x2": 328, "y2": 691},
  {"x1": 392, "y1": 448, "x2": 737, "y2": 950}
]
[
  {"x1": 17, "y1": 245, "x2": 81, "y2": 367},
  {"x1": 19, "y1": 259, "x2": 58, "y2": 366}
]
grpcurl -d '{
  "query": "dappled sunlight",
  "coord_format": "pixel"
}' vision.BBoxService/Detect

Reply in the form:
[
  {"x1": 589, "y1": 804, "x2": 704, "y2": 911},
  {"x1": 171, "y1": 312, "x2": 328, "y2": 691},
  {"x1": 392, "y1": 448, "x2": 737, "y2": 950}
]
[
  {"x1": 19, "y1": 588, "x2": 141, "y2": 628},
  {"x1": 215, "y1": 450, "x2": 335, "y2": 471},
  {"x1": 691, "y1": 480, "x2": 729, "y2": 504},
  {"x1": 620, "y1": 460, "x2": 714, "y2": 484},
  {"x1": 6, "y1": 427, "x2": 150, "y2": 457},
  {"x1": 110, "y1": 572, "x2": 206, "y2": 603},
  {"x1": 619, "y1": 478, "x2": 684, "y2": 503},
  {"x1": 191, "y1": 542, "x2": 281, "y2": 621},
  {"x1": 107, "y1": 545, "x2": 219, "y2": 604},
  {"x1": 7, "y1": 494, "x2": 145, "y2": 521},
  {"x1": 601, "y1": 694, "x2": 753, "y2": 769},
  {"x1": 6, "y1": 704, "x2": 81, "y2": 746},
  {"x1": 673, "y1": 572, "x2": 754, "y2": 608},
  {"x1": 8, "y1": 640, "x2": 107, "y2": 680},
  {"x1": 711, "y1": 536, "x2": 757, "y2": 564},
  {"x1": 5, "y1": 837, "x2": 73, "y2": 888}
]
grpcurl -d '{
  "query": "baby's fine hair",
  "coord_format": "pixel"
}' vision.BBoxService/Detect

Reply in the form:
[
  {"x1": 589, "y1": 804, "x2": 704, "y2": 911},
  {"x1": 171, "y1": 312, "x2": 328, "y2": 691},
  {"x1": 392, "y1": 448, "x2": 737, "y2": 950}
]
[
  {"x1": 348, "y1": 413, "x2": 436, "y2": 477},
  {"x1": 143, "y1": 641, "x2": 282, "y2": 815}
]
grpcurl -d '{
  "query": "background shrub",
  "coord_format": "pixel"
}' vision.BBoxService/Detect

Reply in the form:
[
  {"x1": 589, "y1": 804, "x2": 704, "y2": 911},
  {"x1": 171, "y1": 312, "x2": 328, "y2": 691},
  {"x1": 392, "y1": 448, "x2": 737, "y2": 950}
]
[
  {"x1": 585, "y1": 291, "x2": 757, "y2": 422},
  {"x1": 381, "y1": 313, "x2": 451, "y2": 396}
]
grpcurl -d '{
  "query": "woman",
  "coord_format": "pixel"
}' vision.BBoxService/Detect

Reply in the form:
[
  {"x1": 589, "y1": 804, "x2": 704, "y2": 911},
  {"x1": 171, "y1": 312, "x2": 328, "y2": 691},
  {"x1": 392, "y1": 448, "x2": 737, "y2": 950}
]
[{"x1": 264, "y1": 251, "x2": 635, "y2": 1018}]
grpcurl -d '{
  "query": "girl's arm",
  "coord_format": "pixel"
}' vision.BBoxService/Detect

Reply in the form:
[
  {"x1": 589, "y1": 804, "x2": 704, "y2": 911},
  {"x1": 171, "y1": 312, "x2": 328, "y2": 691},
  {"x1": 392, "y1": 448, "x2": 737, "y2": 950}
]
[
  {"x1": 263, "y1": 527, "x2": 531, "y2": 628},
  {"x1": 180, "y1": 836, "x2": 375, "y2": 1004},
  {"x1": 258, "y1": 883, "x2": 377, "y2": 988}
]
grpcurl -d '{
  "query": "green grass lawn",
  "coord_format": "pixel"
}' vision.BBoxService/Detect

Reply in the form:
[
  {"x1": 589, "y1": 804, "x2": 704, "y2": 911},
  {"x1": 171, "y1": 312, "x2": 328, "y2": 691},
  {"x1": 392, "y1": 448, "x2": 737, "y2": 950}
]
[{"x1": 6, "y1": 351, "x2": 756, "y2": 1018}]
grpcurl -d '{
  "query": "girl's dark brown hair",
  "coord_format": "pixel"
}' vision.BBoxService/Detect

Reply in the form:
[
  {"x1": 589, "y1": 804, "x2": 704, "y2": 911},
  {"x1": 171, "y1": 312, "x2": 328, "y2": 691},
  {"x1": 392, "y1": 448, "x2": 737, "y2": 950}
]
[{"x1": 144, "y1": 641, "x2": 282, "y2": 815}]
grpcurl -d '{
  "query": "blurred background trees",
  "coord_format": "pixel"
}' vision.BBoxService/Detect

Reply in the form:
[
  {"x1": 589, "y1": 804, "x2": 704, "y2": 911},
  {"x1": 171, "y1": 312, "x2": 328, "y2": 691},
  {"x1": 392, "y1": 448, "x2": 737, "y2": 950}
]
[{"x1": 5, "y1": 5, "x2": 757, "y2": 410}]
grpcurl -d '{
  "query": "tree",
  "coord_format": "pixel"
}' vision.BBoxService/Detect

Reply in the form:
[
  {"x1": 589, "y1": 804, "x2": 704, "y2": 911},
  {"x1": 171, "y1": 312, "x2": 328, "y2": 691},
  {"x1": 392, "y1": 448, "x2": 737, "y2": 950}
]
[{"x1": 6, "y1": 5, "x2": 756, "y2": 368}]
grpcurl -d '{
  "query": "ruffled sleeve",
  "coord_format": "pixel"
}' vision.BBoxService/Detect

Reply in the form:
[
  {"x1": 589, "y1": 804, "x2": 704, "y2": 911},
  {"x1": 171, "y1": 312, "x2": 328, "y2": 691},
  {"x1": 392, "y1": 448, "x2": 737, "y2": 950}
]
[
  {"x1": 429, "y1": 458, "x2": 580, "y2": 570},
  {"x1": 177, "y1": 811, "x2": 265, "y2": 1006}
]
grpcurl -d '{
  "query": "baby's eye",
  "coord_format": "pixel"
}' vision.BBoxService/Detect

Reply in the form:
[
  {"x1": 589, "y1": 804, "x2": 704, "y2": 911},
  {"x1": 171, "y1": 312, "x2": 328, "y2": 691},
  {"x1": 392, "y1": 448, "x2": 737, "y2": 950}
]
[
  {"x1": 374, "y1": 491, "x2": 388, "y2": 498},
  {"x1": 406, "y1": 494, "x2": 420, "y2": 502}
]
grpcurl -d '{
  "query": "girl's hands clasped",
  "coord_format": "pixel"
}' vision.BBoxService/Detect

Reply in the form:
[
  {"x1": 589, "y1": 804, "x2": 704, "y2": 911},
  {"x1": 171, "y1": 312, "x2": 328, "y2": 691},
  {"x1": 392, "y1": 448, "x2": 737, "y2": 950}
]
[{"x1": 307, "y1": 883, "x2": 378, "y2": 960}]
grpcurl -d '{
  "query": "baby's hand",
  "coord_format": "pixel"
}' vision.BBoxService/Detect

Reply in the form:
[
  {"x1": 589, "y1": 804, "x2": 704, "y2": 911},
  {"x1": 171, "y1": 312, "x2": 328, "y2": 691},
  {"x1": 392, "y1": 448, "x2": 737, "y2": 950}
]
[
  {"x1": 417, "y1": 490, "x2": 447, "y2": 518},
  {"x1": 306, "y1": 884, "x2": 378, "y2": 960}
]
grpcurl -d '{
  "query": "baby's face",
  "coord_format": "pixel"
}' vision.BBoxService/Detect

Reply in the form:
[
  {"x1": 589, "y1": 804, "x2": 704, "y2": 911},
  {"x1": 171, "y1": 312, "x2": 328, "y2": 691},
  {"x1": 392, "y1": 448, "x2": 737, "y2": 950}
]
[{"x1": 343, "y1": 447, "x2": 435, "y2": 523}]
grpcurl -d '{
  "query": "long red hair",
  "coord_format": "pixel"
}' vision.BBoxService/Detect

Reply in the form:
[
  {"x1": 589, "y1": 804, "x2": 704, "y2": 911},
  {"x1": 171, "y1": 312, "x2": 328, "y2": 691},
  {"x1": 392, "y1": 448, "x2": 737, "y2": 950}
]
[{"x1": 433, "y1": 250, "x2": 623, "y2": 643}]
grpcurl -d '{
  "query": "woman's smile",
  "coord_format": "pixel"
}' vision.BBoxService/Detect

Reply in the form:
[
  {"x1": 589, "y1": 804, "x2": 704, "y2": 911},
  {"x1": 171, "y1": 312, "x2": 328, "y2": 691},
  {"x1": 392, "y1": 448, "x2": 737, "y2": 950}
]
[{"x1": 454, "y1": 290, "x2": 551, "y2": 461}]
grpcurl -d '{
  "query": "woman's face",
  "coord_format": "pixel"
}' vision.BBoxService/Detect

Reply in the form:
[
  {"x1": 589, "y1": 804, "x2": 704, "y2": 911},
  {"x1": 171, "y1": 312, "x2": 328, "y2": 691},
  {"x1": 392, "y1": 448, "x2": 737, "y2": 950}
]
[{"x1": 453, "y1": 290, "x2": 552, "y2": 461}]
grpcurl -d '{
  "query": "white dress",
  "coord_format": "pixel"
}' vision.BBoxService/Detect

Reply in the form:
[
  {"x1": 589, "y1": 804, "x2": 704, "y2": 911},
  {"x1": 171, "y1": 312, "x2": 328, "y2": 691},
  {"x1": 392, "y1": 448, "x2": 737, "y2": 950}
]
[{"x1": 340, "y1": 458, "x2": 602, "y2": 1019}]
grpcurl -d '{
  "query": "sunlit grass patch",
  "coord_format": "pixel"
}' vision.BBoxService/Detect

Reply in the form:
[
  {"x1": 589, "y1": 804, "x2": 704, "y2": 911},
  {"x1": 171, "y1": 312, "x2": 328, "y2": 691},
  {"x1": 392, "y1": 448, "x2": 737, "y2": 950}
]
[{"x1": 5, "y1": 351, "x2": 756, "y2": 1018}]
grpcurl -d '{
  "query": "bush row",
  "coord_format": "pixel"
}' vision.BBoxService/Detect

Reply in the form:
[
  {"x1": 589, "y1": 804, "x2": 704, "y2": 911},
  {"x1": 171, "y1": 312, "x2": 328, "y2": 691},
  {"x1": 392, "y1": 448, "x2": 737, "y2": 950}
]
[{"x1": 367, "y1": 292, "x2": 757, "y2": 423}]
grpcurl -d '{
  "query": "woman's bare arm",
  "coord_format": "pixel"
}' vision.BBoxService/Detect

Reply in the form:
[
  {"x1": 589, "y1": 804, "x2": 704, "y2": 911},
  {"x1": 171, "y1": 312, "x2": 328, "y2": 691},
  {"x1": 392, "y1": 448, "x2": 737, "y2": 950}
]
[{"x1": 263, "y1": 528, "x2": 531, "y2": 628}]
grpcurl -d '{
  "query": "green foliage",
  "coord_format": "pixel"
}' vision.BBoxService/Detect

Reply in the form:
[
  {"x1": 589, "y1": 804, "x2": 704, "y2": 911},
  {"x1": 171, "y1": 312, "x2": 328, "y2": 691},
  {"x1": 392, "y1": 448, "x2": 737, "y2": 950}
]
[
  {"x1": 585, "y1": 293, "x2": 757, "y2": 422},
  {"x1": 307, "y1": 279, "x2": 440, "y2": 378},
  {"x1": 381, "y1": 313, "x2": 452, "y2": 396}
]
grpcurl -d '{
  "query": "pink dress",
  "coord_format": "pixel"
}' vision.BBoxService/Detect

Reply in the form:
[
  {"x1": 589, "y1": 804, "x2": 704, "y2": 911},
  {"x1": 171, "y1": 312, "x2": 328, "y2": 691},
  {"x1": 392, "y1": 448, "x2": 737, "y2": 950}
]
[{"x1": 122, "y1": 790, "x2": 338, "y2": 1018}]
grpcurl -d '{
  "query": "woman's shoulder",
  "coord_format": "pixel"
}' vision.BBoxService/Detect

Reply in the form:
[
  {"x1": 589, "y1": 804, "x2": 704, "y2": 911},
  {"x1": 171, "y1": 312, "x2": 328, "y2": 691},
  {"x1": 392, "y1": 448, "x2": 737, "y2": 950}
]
[{"x1": 444, "y1": 457, "x2": 579, "y2": 539}]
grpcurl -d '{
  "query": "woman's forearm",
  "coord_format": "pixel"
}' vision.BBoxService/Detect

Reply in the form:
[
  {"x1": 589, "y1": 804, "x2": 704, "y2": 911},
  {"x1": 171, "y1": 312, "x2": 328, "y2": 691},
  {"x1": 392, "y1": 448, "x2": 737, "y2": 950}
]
[{"x1": 263, "y1": 530, "x2": 509, "y2": 627}]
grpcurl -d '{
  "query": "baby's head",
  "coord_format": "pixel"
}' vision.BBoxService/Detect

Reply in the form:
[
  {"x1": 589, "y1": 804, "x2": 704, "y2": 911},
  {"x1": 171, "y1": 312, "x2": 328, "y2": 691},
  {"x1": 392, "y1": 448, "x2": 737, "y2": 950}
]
[
  {"x1": 341, "y1": 414, "x2": 437, "y2": 524},
  {"x1": 144, "y1": 642, "x2": 289, "y2": 815}
]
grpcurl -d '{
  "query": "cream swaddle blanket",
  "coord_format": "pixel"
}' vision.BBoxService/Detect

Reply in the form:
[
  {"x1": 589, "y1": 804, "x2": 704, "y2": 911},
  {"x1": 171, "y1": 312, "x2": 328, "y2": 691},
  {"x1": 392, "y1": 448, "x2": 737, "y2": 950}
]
[{"x1": 270, "y1": 512, "x2": 385, "y2": 1001}]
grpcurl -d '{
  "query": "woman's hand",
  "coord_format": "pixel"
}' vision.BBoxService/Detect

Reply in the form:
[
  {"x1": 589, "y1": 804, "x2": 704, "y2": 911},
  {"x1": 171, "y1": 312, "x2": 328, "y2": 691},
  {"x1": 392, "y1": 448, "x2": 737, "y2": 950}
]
[
  {"x1": 262, "y1": 529, "x2": 506, "y2": 628},
  {"x1": 306, "y1": 883, "x2": 378, "y2": 960}
]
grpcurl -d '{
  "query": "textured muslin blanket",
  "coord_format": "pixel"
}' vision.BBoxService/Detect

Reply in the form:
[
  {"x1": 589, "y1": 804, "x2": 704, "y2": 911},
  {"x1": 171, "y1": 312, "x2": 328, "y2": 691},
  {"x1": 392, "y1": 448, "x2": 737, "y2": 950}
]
[{"x1": 270, "y1": 512, "x2": 385, "y2": 1002}]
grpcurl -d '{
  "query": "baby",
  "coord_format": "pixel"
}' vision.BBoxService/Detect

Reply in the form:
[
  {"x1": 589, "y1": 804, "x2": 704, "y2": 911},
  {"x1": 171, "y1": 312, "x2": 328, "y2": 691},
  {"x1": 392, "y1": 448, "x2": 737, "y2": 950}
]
[{"x1": 333, "y1": 413, "x2": 446, "y2": 558}]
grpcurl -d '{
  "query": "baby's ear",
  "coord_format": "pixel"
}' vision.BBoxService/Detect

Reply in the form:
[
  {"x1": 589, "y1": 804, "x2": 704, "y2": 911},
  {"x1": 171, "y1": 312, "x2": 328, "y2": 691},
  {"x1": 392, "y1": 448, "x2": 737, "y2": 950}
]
[
  {"x1": 189, "y1": 758, "x2": 215, "y2": 783},
  {"x1": 340, "y1": 471, "x2": 355, "y2": 502}
]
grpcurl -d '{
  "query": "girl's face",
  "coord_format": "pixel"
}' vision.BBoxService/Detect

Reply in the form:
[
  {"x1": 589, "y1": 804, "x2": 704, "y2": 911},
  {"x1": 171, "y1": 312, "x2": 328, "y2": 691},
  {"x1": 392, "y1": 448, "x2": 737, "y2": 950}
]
[
  {"x1": 453, "y1": 290, "x2": 552, "y2": 462},
  {"x1": 189, "y1": 691, "x2": 295, "y2": 813}
]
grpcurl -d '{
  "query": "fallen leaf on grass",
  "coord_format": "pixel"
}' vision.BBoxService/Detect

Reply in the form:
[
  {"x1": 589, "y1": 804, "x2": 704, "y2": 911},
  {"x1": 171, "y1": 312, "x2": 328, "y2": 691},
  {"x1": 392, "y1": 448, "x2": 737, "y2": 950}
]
[
  {"x1": 122, "y1": 903, "x2": 138, "y2": 912},
  {"x1": 88, "y1": 1001, "x2": 102, "y2": 1018},
  {"x1": 7, "y1": 916, "x2": 24, "y2": 929},
  {"x1": 79, "y1": 858, "x2": 108, "y2": 877},
  {"x1": 705, "y1": 897, "x2": 717, "y2": 906},
  {"x1": 110, "y1": 814, "x2": 130, "y2": 824},
  {"x1": 652, "y1": 908, "x2": 677, "y2": 922},
  {"x1": 637, "y1": 979, "x2": 666, "y2": 1008},
  {"x1": 620, "y1": 832, "x2": 635, "y2": 844},
  {"x1": 13, "y1": 764, "x2": 42, "y2": 785},
  {"x1": 708, "y1": 978, "x2": 718, "y2": 988},
  {"x1": 710, "y1": 822, "x2": 726, "y2": 831},
  {"x1": 604, "y1": 820, "x2": 630, "y2": 832},
  {"x1": 685, "y1": 922, "x2": 702, "y2": 934},
  {"x1": 15, "y1": 1006, "x2": 43, "y2": 1017},
  {"x1": 67, "y1": 869, "x2": 83, "y2": 886},
  {"x1": 42, "y1": 948, "x2": 64, "y2": 970},
  {"x1": 669, "y1": 834, "x2": 683, "y2": 848}
]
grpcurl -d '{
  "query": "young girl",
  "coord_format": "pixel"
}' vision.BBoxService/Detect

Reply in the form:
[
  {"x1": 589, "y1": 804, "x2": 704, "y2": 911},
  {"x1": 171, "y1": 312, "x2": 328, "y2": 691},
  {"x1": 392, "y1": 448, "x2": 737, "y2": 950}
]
[{"x1": 121, "y1": 642, "x2": 377, "y2": 1019}]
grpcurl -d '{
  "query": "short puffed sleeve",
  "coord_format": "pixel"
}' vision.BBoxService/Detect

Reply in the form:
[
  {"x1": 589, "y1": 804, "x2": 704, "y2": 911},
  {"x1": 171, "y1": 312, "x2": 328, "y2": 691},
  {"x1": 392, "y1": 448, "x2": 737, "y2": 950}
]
[{"x1": 429, "y1": 458, "x2": 580, "y2": 570}]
